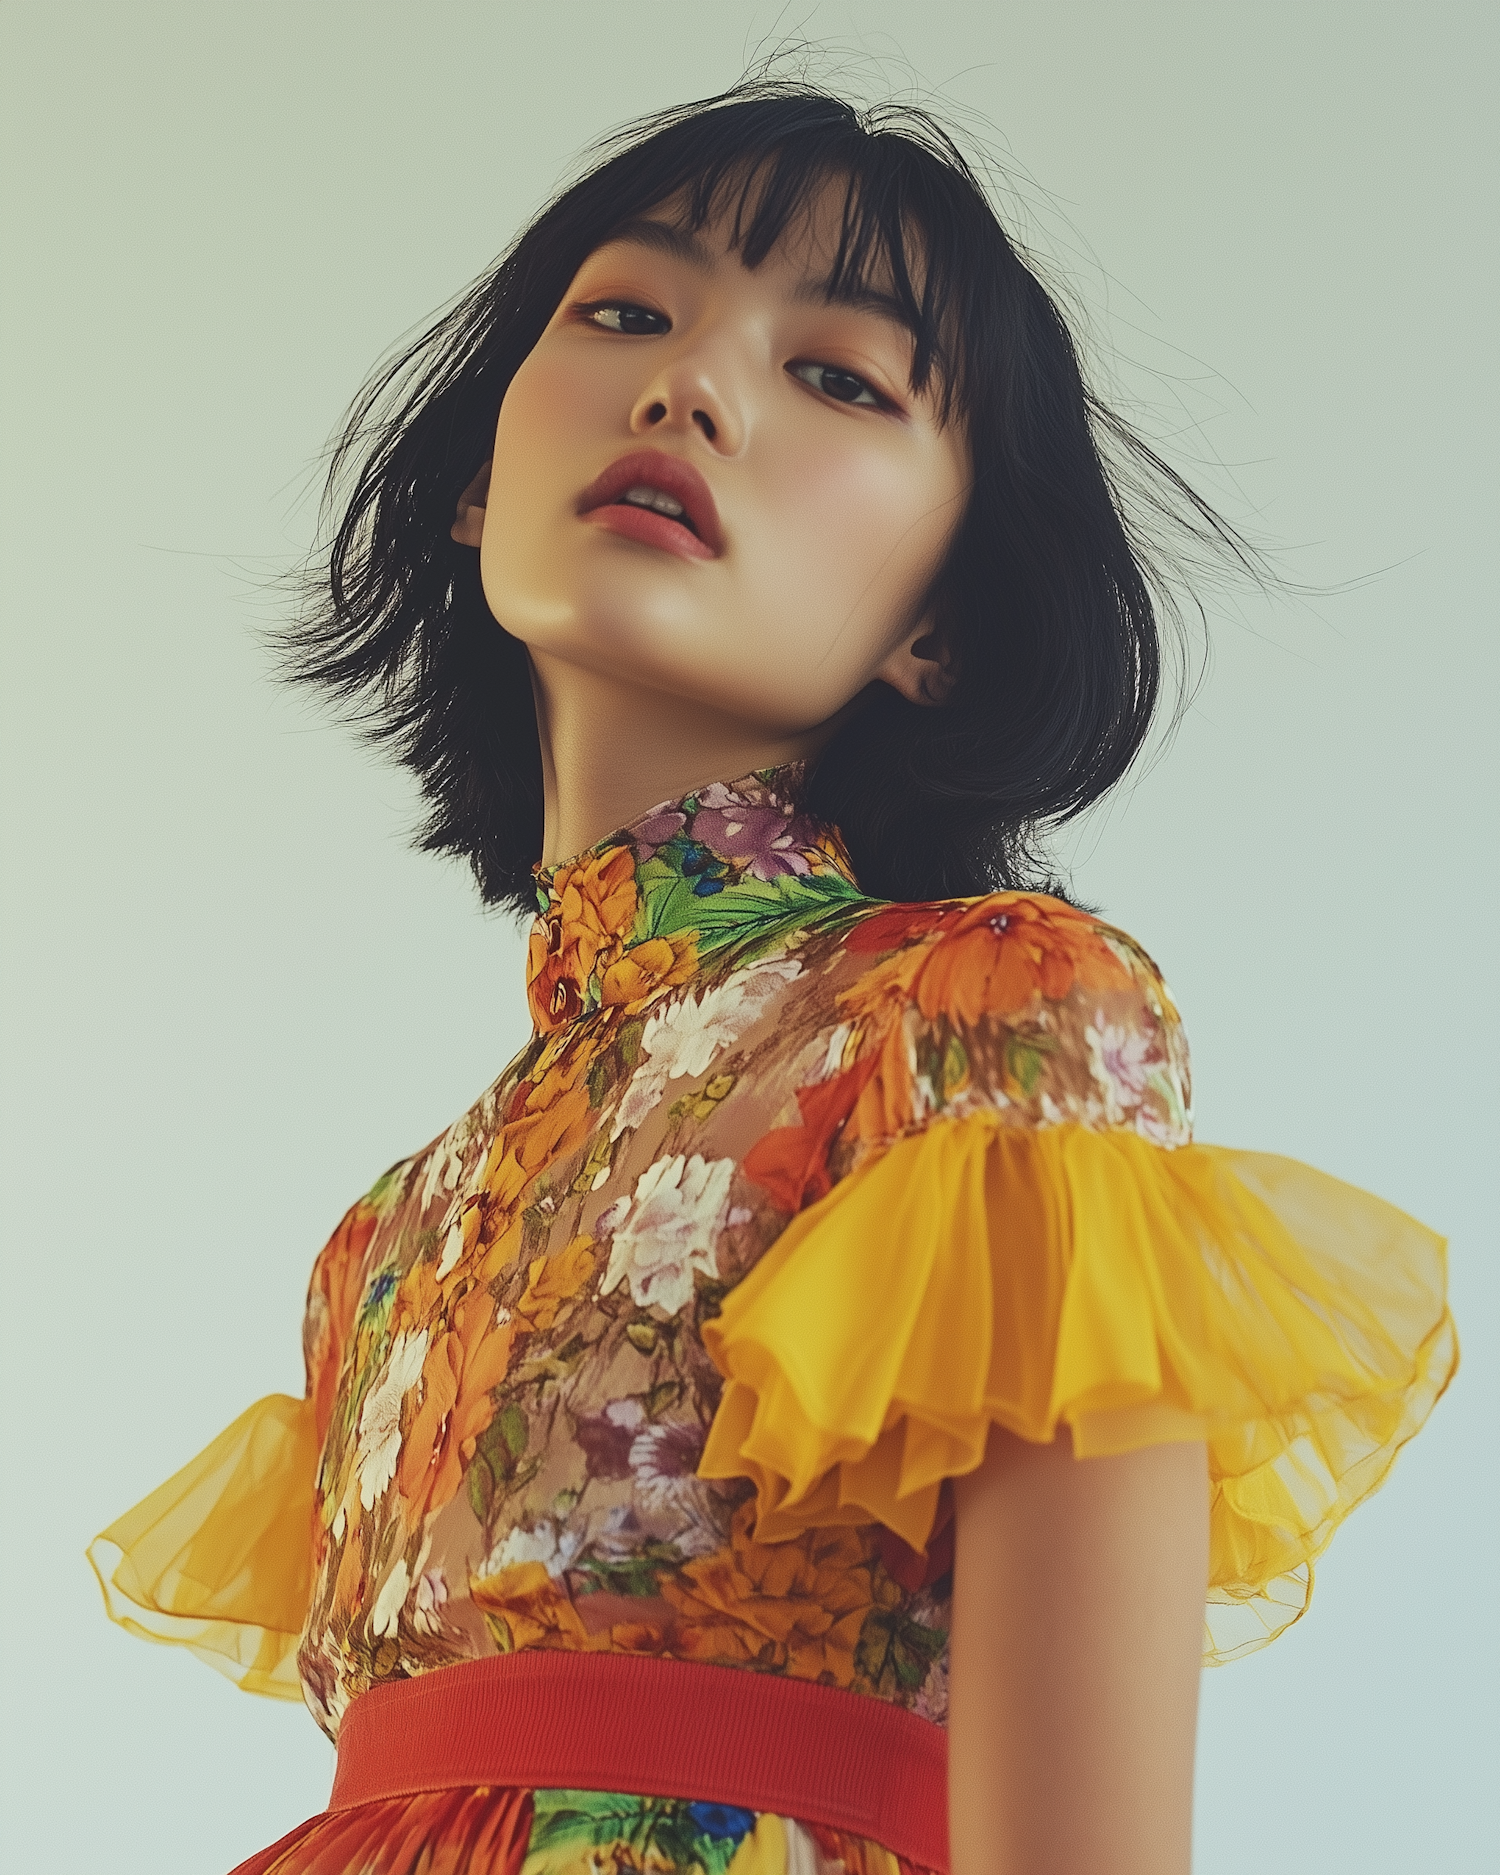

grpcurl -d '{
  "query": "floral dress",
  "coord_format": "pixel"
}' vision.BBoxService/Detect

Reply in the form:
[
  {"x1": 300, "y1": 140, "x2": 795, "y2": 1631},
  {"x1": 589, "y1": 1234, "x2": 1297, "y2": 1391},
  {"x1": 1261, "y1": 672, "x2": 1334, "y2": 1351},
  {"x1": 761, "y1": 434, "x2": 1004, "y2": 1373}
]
[{"x1": 91, "y1": 767, "x2": 1455, "y2": 1875}]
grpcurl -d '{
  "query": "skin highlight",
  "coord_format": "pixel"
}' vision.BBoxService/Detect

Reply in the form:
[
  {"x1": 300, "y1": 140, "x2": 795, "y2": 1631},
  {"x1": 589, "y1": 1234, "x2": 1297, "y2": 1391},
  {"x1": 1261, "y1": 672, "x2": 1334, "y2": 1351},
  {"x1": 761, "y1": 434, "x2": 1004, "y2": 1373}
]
[{"x1": 453, "y1": 176, "x2": 1210, "y2": 1869}]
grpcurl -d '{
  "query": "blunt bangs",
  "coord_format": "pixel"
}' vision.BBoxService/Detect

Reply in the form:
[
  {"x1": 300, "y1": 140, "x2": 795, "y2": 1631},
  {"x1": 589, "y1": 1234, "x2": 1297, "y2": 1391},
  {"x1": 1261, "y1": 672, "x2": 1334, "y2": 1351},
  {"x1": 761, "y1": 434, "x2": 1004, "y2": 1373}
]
[{"x1": 624, "y1": 125, "x2": 984, "y2": 421}]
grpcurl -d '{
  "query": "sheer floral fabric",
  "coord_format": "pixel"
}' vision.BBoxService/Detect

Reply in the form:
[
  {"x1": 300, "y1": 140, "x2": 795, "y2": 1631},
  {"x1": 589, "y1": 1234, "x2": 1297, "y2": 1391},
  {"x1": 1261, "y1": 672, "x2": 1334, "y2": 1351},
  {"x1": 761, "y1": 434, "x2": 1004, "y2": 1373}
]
[{"x1": 91, "y1": 766, "x2": 1455, "y2": 1874}]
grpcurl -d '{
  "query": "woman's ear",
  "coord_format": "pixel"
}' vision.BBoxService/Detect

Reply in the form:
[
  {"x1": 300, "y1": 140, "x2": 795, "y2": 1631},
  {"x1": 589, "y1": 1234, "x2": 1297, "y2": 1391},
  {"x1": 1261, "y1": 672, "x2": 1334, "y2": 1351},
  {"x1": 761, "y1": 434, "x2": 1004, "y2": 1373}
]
[
  {"x1": 451, "y1": 459, "x2": 492, "y2": 546},
  {"x1": 875, "y1": 617, "x2": 955, "y2": 707}
]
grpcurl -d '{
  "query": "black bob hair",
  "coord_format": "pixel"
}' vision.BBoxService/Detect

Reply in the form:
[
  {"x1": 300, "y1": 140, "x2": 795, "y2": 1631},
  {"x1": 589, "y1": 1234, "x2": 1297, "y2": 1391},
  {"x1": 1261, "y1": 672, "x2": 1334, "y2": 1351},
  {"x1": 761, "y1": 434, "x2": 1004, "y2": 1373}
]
[{"x1": 290, "y1": 78, "x2": 1251, "y2": 914}]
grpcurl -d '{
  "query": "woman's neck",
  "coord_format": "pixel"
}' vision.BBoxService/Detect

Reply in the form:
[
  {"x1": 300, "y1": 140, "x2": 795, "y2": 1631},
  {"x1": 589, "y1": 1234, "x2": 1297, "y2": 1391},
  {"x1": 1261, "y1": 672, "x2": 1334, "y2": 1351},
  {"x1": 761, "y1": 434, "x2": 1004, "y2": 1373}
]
[{"x1": 529, "y1": 651, "x2": 833, "y2": 866}]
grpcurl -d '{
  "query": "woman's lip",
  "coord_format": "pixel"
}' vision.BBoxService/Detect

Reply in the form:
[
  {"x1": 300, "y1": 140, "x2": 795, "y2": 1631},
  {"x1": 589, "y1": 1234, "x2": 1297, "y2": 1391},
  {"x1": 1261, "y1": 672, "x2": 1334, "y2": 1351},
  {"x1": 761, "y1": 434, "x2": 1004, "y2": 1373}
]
[
  {"x1": 583, "y1": 503, "x2": 716, "y2": 562},
  {"x1": 576, "y1": 448, "x2": 723, "y2": 557}
]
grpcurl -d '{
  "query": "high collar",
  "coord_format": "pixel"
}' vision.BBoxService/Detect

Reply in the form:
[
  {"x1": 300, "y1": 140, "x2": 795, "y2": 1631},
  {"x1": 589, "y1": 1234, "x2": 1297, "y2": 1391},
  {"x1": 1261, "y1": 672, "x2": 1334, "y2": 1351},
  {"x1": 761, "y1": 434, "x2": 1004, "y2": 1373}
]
[{"x1": 526, "y1": 764, "x2": 865, "y2": 1034}]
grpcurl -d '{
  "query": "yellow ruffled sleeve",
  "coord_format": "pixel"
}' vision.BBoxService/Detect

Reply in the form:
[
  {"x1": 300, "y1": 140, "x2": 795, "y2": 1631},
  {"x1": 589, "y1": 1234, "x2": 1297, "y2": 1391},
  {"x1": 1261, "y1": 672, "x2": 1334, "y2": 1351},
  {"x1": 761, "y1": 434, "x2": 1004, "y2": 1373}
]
[
  {"x1": 699, "y1": 1117, "x2": 1455, "y2": 1663},
  {"x1": 89, "y1": 1193, "x2": 377, "y2": 1696},
  {"x1": 86, "y1": 1394, "x2": 320, "y2": 1698}
]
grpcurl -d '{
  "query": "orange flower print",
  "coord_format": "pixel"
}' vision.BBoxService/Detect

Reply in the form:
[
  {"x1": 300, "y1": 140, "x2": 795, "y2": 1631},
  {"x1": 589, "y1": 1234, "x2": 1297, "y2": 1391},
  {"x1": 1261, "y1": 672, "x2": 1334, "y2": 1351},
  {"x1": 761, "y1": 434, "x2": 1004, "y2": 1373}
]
[
  {"x1": 598, "y1": 928, "x2": 698, "y2": 1010},
  {"x1": 746, "y1": 899, "x2": 1134, "y2": 1209},
  {"x1": 892, "y1": 892, "x2": 1130, "y2": 1027},
  {"x1": 513, "y1": 1236, "x2": 596, "y2": 1334},
  {"x1": 397, "y1": 1291, "x2": 516, "y2": 1526},
  {"x1": 842, "y1": 901, "x2": 960, "y2": 955},
  {"x1": 469, "y1": 1560, "x2": 594, "y2": 1654},
  {"x1": 835, "y1": 892, "x2": 1133, "y2": 1145},
  {"x1": 474, "y1": 1552, "x2": 675, "y2": 1657},
  {"x1": 527, "y1": 845, "x2": 639, "y2": 1032},
  {"x1": 393, "y1": 1067, "x2": 594, "y2": 1345},
  {"x1": 663, "y1": 1502, "x2": 876, "y2": 1687},
  {"x1": 742, "y1": 1052, "x2": 881, "y2": 1214},
  {"x1": 469, "y1": 1561, "x2": 671, "y2": 1659},
  {"x1": 476, "y1": 1045, "x2": 599, "y2": 1227}
]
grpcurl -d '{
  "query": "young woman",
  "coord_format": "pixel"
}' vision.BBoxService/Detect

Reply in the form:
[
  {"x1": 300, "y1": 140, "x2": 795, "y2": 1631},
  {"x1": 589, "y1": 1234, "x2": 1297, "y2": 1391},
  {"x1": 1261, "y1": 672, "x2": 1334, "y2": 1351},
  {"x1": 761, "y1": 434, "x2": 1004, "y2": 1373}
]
[{"x1": 90, "y1": 82, "x2": 1454, "y2": 1875}]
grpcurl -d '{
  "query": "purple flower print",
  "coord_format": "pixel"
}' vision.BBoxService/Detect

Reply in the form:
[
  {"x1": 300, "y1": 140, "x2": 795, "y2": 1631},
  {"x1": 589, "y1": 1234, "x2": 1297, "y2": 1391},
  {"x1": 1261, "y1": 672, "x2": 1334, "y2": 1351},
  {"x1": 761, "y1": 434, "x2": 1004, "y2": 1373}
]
[
  {"x1": 629, "y1": 1419, "x2": 707, "y2": 1500},
  {"x1": 572, "y1": 1396, "x2": 646, "y2": 1480},
  {"x1": 631, "y1": 809, "x2": 689, "y2": 863},
  {"x1": 688, "y1": 781, "x2": 820, "y2": 881}
]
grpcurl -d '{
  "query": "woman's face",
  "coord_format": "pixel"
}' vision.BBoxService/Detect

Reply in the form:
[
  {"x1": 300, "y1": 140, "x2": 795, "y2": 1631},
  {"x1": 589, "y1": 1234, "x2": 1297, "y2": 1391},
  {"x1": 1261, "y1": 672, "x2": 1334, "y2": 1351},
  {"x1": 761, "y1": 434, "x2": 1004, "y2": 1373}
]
[{"x1": 467, "y1": 180, "x2": 970, "y2": 734}]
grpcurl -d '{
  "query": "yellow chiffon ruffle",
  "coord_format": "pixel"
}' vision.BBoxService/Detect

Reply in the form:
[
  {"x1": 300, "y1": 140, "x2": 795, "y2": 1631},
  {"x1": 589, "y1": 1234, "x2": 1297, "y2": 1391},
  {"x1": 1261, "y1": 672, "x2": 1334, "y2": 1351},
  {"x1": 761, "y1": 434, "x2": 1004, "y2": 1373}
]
[
  {"x1": 87, "y1": 1392, "x2": 318, "y2": 1698},
  {"x1": 698, "y1": 1118, "x2": 1455, "y2": 1663}
]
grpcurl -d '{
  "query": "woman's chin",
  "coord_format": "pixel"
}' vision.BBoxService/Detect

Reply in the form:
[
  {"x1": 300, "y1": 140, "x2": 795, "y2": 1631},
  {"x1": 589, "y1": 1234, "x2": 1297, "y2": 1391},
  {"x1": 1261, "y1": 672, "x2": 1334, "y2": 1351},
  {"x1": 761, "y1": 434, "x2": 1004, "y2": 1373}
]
[{"x1": 517, "y1": 632, "x2": 826, "y2": 736}]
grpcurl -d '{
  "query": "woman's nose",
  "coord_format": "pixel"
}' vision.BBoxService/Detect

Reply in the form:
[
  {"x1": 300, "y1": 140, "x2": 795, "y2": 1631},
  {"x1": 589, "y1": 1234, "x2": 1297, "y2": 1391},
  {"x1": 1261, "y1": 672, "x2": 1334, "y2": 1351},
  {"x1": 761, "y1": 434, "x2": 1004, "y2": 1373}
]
[{"x1": 629, "y1": 352, "x2": 745, "y2": 455}]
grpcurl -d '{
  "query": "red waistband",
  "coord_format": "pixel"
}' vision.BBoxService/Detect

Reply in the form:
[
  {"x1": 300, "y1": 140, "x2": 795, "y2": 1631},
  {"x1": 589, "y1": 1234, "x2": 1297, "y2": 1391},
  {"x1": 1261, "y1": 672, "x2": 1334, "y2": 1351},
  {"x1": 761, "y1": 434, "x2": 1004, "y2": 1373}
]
[{"x1": 332, "y1": 1650, "x2": 949, "y2": 1870}]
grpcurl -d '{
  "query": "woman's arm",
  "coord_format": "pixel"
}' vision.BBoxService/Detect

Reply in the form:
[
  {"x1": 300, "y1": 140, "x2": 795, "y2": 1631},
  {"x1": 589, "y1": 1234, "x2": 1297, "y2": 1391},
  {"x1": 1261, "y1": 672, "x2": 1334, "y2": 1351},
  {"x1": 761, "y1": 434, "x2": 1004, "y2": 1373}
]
[{"x1": 948, "y1": 1427, "x2": 1209, "y2": 1875}]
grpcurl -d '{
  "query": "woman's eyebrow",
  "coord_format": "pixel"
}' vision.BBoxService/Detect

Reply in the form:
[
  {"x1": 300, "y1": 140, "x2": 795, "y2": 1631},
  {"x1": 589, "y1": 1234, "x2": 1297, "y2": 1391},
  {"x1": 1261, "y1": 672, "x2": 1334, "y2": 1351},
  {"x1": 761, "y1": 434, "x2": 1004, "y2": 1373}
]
[
  {"x1": 598, "y1": 219, "x2": 714, "y2": 268},
  {"x1": 791, "y1": 273, "x2": 914, "y2": 334}
]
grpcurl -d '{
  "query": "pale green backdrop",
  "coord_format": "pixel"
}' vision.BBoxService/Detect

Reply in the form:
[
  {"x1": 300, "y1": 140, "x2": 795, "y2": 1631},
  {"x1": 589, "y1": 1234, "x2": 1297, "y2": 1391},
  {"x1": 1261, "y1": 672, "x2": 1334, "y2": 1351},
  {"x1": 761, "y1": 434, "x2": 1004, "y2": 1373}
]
[{"x1": 2, "y1": 2, "x2": 1495, "y2": 1869}]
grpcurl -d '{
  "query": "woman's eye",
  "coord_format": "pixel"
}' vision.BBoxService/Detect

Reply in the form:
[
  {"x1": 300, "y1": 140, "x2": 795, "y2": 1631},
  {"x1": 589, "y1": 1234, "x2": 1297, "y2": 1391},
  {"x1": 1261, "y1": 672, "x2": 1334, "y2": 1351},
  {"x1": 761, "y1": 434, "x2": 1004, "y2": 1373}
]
[
  {"x1": 790, "y1": 362, "x2": 883, "y2": 407},
  {"x1": 585, "y1": 302, "x2": 670, "y2": 336}
]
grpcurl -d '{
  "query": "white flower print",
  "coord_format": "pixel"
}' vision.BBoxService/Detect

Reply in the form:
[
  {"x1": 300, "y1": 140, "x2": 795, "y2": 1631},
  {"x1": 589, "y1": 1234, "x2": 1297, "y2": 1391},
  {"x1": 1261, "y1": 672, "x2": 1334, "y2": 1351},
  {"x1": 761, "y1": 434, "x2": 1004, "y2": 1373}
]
[
  {"x1": 1085, "y1": 1009, "x2": 1157, "y2": 1125},
  {"x1": 412, "y1": 1567, "x2": 450, "y2": 1636},
  {"x1": 418, "y1": 1120, "x2": 469, "y2": 1214},
  {"x1": 810, "y1": 1019, "x2": 855, "y2": 1085},
  {"x1": 434, "y1": 1215, "x2": 465, "y2": 1280},
  {"x1": 355, "y1": 1328, "x2": 428, "y2": 1510},
  {"x1": 370, "y1": 1557, "x2": 410, "y2": 1639},
  {"x1": 601, "y1": 1153, "x2": 735, "y2": 1314},
  {"x1": 610, "y1": 958, "x2": 801, "y2": 1138},
  {"x1": 480, "y1": 1516, "x2": 583, "y2": 1581}
]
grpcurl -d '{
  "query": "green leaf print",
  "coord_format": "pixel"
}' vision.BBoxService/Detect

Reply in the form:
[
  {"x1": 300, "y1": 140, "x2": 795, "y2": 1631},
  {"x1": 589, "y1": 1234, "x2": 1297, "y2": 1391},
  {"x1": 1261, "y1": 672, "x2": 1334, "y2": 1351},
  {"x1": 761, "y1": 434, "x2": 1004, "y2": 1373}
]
[
  {"x1": 617, "y1": 1016, "x2": 645, "y2": 1068},
  {"x1": 363, "y1": 1166, "x2": 407, "y2": 1215},
  {"x1": 916, "y1": 1030, "x2": 971, "y2": 1110},
  {"x1": 572, "y1": 1132, "x2": 614, "y2": 1193},
  {"x1": 693, "y1": 1276, "x2": 731, "y2": 1324},
  {"x1": 643, "y1": 1379, "x2": 684, "y2": 1419},
  {"x1": 1147, "y1": 1063, "x2": 1188, "y2": 1133},
  {"x1": 855, "y1": 1602, "x2": 947, "y2": 1698},
  {"x1": 633, "y1": 842, "x2": 863, "y2": 961},
  {"x1": 941, "y1": 1033, "x2": 971, "y2": 1098},
  {"x1": 1004, "y1": 1026, "x2": 1058, "y2": 1099},
  {"x1": 526, "y1": 1790, "x2": 752, "y2": 1874},
  {"x1": 497, "y1": 1402, "x2": 529, "y2": 1461},
  {"x1": 667, "y1": 1071, "x2": 738, "y2": 1127},
  {"x1": 570, "y1": 1540, "x2": 683, "y2": 1600},
  {"x1": 470, "y1": 1411, "x2": 542, "y2": 1529},
  {"x1": 466, "y1": 1450, "x2": 495, "y2": 1523}
]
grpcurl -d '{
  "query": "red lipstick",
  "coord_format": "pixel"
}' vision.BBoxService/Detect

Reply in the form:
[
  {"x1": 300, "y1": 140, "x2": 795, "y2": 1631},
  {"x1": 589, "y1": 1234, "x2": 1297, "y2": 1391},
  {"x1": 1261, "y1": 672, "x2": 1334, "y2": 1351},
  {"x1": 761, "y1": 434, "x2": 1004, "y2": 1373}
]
[{"x1": 576, "y1": 449, "x2": 722, "y2": 561}]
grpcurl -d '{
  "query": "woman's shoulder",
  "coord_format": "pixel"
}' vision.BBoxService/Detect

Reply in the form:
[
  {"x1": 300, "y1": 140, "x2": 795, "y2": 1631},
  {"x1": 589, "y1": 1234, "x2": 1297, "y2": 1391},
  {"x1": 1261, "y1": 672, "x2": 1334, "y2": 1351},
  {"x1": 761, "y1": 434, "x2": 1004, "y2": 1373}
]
[
  {"x1": 746, "y1": 890, "x2": 1192, "y2": 1207},
  {"x1": 299, "y1": 1080, "x2": 518, "y2": 1382},
  {"x1": 836, "y1": 888, "x2": 1176, "y2": 1016},
  {"x1": 853, "y1": 890, "x2": 1188, "y2": 1135}
]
